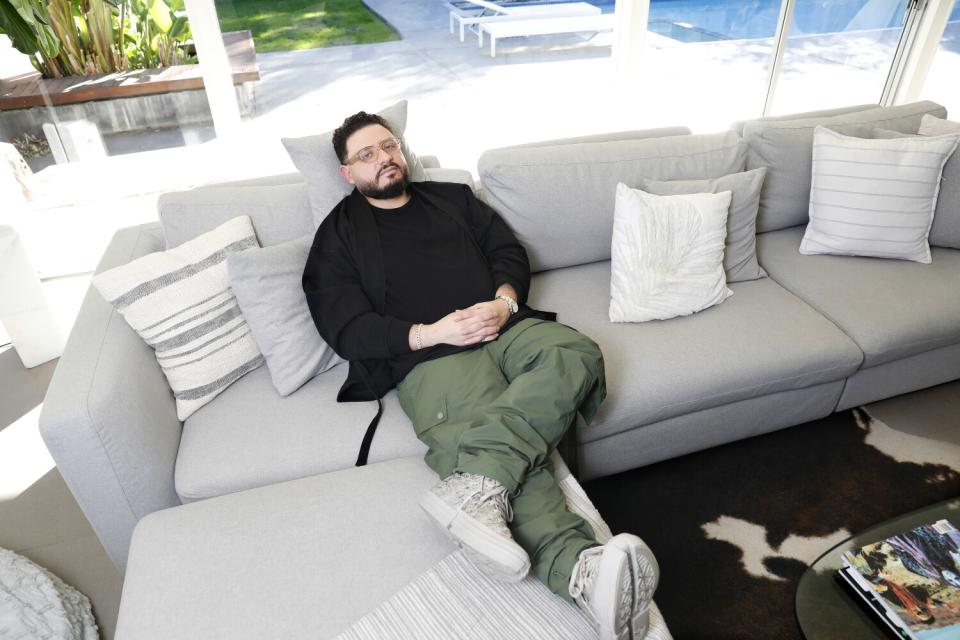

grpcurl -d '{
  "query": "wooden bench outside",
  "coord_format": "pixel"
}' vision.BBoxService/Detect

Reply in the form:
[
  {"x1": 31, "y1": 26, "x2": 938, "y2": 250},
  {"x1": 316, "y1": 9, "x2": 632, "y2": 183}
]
[
  {"x1": 0, "y1": 30, "x2": 258, "y2": 111},
  {"x1": 479, "y1": 14, "x2": 616, "y2": 57}
]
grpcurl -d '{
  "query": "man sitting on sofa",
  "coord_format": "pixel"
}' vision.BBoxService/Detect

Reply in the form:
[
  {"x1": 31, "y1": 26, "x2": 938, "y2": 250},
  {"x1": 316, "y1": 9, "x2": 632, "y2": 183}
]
[{"x1": 303, "y1": 111, "x2": 658, "y2": 640}]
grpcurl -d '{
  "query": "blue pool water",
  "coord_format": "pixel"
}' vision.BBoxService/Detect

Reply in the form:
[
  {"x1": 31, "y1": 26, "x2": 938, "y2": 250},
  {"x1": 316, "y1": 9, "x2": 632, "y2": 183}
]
[{"x1": 585, "y1": 0, "x2": 960, "y2": 42}]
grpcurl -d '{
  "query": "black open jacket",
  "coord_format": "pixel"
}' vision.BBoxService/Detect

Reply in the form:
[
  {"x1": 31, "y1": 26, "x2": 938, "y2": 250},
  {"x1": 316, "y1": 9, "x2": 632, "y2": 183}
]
[{"x1": 302, "y1": 180, "x2": 555, "y2": 402}]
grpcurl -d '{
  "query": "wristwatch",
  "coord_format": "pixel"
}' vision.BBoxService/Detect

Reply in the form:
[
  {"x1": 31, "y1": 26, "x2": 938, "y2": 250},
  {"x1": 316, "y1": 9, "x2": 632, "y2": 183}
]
[{"x1": 497, "y1": 294, "x2": 519, "y2": 315}]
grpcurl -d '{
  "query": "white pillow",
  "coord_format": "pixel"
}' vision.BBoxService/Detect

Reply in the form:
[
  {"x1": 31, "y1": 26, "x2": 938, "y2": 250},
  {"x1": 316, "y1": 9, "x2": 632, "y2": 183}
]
[
  {"x1": 609, "y1": 184, "x2": 733, "y2": 323},
  {"x1": 93, "y1": 216, "x2": 264, "y2": 420},
  {"x1": 281, "y1": 100, "x2": 427, "y2": 227},
  {"x1": 801, "y1": 126, "x2": 960, "y2": 263}
]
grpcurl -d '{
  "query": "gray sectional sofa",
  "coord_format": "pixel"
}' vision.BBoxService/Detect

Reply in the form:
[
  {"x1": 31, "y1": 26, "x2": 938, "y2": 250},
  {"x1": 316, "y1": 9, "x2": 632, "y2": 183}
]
[{"x1": 39, "y1": 100, "x2": 960, "y2": 637}]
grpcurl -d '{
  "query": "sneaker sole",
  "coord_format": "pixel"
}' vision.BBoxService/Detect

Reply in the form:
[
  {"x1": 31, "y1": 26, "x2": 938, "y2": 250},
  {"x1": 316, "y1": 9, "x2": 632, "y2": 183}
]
[
  {"x1": 609, "y1": 534, "x2": 659, "y2": 640},
  {"x1": 419, "y1": 490, "x2": 531, "y2": 582}
]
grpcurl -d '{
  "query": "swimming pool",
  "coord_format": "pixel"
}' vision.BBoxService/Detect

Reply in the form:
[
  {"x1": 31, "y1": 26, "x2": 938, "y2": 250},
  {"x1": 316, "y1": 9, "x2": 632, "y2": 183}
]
[{"x1": 588, "y1": 0, "x2": 960, "y2": 42}]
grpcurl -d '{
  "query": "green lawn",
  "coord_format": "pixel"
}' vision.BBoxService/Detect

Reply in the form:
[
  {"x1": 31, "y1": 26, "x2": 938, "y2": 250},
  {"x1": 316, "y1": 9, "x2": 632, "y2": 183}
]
[{"x1": 215, "y1": 0, "x2": 399, "y2": 52}]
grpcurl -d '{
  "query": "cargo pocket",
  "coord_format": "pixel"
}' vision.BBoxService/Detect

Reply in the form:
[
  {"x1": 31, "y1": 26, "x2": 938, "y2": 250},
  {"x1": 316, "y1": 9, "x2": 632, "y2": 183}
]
[{"x1": 413, "y1": 395, "x2": 449, "y2": 438}]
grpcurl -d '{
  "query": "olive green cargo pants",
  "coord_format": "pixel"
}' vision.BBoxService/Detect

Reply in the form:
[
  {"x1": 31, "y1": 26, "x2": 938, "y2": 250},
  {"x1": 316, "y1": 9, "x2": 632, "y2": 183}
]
[{"x1": 397, "y1": 318, "x2": 607, "y2": 599}]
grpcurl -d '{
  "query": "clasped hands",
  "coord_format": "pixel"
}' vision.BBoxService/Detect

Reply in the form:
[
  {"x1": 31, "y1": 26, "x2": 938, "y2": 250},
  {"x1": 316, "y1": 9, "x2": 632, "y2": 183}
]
[{"x1": 412, "y1": 299, "x2": 511, "y2": 350}]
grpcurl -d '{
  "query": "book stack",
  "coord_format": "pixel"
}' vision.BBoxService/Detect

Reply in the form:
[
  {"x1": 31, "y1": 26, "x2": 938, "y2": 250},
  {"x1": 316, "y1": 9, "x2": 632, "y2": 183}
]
[{"x1": 837, "y1": 519, "x2": 960, "y2": 639}]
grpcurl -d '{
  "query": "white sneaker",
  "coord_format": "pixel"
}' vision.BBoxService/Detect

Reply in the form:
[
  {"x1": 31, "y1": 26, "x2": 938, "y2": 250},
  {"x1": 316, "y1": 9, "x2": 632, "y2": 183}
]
[
  {"x1": 420, "y1": 472, "x2": 531, "y2": 582},
  {"x1": 569, "y1": 534, "x2": 659, "y2": 640}
]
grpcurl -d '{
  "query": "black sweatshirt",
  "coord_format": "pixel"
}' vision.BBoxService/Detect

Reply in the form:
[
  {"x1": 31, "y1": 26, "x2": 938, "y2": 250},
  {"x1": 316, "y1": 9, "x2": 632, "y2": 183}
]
[{"x1": 303, "y1": 181, "x2": 555, "y2": 402}]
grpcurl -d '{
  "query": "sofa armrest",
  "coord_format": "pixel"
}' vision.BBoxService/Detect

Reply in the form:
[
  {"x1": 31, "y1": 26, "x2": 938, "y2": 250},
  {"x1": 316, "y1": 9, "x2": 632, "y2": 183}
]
[{"x1": 40, "y1": 223, "x2": 182, "y2": 573}]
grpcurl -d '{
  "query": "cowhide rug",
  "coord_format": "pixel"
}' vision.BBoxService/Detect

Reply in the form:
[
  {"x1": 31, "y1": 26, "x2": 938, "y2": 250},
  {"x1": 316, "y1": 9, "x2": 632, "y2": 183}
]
[{"x1": 584, "y1": 399, "x2": 960, "y2": 640}]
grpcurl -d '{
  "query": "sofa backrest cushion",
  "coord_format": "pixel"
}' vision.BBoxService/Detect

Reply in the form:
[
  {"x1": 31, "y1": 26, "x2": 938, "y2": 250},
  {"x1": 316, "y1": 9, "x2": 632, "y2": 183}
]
[
  {"x1": 500, "y1": 126, "x2": 691, "y2": 150},
  {"x1": 741, "y1": 100, "x2": 947, "y2": 233},
  {"x1": 730, "y1": 103, "x2": 877, "y2": 137},
  {"x1": 159, "y1": 167, "x2": 474, "y2": 250},
  {"x1": 919, "y1": 115, "x2": 960, "y2": 249},
  {"x1": 478, "y1": 130, "x2": 747, "y2": 272},
  {"x1": 160, "y1": 182, "x2": 315, "y2": 250}
]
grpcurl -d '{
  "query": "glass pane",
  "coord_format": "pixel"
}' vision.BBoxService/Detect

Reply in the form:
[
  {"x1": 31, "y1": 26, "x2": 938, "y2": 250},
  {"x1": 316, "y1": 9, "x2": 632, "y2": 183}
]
[
  {"x1": 769, "y1": 0, "x2": 910, "y2": 114},
  {"x1": 921, "y1": 0, "x2": 960, "y2": 113},
  {"x1": 639, "y1": 0, "x2": 784, "y2": 127},
  {"x1": 0, "y1": 1, "x2": 243, "y2": 329}
]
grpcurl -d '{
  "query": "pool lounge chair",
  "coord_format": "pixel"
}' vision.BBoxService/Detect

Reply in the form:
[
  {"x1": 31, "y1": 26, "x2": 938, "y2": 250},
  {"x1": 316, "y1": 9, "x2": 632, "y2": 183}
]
[
  {"x1": 445, "y1": 0, "x2": 602, "y2": 43},
  {"x1": 479, "y1": 13, "x2": 617, "y2": 57}
]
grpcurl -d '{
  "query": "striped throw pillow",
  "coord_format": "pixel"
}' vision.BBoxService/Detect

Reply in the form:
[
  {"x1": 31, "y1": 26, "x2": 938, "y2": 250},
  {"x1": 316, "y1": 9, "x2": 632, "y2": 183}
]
[
  {"x1": 94, "y1": 216, "x2": 264, "y2": 420},
  {"x1": 801, "y1": 126, "x2": 960, "y2": 263}
]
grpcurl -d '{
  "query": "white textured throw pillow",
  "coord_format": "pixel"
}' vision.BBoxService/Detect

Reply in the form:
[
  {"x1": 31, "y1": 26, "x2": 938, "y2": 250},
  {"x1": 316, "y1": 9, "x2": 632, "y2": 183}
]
[
  {"x1": 610, "y1": 184, "x2": 733, "y2": 323},
  {"x1": 93, "y1": 216, "x2": 264, "y2": 420},
  {"x1": 801, "y1": 126, "x2": 960, "y2": 263}
]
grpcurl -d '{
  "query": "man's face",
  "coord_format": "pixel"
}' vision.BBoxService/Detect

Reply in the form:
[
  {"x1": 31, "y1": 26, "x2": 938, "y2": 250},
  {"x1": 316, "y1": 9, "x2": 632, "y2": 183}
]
[{"x1": 339, "y1": 124, "x2": 408, "y2": 200}]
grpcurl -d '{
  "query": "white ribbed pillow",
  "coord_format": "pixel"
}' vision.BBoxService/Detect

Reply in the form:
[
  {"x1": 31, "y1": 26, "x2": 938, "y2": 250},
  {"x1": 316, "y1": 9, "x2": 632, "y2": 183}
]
[
  {"x1": 801, "y1": 126, "x2": 960, "y2": 263},
  {"x1": 610, "y1": 184, "x2": 733, "y2": 322},
  {"x1": 93, "y1": 216, "x2": 264, "y2": 420}
]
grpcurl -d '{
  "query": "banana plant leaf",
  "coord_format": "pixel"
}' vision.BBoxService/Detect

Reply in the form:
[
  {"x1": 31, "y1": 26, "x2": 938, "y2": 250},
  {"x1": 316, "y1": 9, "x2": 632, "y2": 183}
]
[
  {"x1": 3, "y1": 0, "x2": 59, "y2": 59},
  {"x1": 0, "y1": 0, "x2": 39, "y2": 55},
  {"x1": 147, "y1": 0, "x2": 173, "y2": 33}
]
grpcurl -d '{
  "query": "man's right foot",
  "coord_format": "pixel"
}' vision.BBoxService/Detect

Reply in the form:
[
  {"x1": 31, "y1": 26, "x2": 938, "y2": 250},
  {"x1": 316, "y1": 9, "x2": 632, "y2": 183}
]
[
  {"x1": 569, "y1": 533, "x2": 659, "y2": 640},
  {"x1": 419, "y1": 472, "x2": 531, "y2": 582}
]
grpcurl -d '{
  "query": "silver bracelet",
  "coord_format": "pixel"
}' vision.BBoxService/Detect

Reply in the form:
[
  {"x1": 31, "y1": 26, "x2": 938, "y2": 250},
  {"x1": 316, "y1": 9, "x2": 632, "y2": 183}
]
[{"x1": 415, "y1": 323, "x2": 423, "y2": 351}]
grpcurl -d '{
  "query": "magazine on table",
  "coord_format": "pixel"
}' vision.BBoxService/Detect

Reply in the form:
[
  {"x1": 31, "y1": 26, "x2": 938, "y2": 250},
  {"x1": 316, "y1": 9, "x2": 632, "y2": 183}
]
[{"x1": 837, "y1": 519, "x2": 960, "y2": 640}]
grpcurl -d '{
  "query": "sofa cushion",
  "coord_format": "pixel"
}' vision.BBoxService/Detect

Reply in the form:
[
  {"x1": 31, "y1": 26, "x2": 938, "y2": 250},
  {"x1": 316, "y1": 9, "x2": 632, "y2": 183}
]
[
  {"x1": 479, "y1": 130, "x2": 746, "y2": 272},
  {"x1": 92, "y1": 216, "x2": 264, "y2": 421},
  {"x1": 118, "y1": 457, "x2": 456, "y2": 639},
  {"x1": 282, "y1": 100, "x2": 428, "y2": 227},
  {"x1": 501, "y1": 126, "x2": 691, "y2": 150},
  {"x1": 742, "y1": 101, "x2": 947, "y2": 233},
  {"x1": 227, "y1": 235, "x2": 344, "y2": 396},
  {"x1": 638, "y1": 167, "x2": 768, "y2": 282},
  {"x1": 175, "y1": 363, "x2": 427, "y2": 501},
  {"x1": 730, "y1": 103, "x2": 878, "y2": 137},
  {"x1": 527, "y1": 261, "x2": 863, "y2": 444},
  {"x1": 159, "y1": 169, "x2": 473, "y2": 249},
  {"x1": 609, "y1": 185, "x2": 732, "y2": 322},
  {"x1": 919, "y1": 115, "x2": 960, "y2": 250},
  {"x1": 758, "y1": 225, "x2": 960, "y2": 368},
  {"x1": 160, "y1": 182, "x2": 314, "y2": 249},
  {"x1": 800, "y1": 126, "x2": 959, "y2": 264}
]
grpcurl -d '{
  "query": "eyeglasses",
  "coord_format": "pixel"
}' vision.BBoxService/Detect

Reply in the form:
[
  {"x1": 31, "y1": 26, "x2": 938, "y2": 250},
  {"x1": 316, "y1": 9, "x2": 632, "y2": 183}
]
[{"x1": 345, "y1": 137, "x2": 403, "y2": 165}]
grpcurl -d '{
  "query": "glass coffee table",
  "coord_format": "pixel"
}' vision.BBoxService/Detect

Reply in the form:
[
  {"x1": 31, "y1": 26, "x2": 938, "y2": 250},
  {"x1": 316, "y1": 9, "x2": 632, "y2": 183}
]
[{"x1": 795, "y1": 497, "x2": 960, "y2": 639}]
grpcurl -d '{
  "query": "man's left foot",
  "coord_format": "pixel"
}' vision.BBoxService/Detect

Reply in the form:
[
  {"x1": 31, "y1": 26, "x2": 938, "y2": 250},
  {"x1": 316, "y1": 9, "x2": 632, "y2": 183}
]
[
  {"x1": 569, "y1": 533, "x2": 659, "y2": 640},
  {"x1": 420, "y1": 472, "x2": 530, "y2": 582}
]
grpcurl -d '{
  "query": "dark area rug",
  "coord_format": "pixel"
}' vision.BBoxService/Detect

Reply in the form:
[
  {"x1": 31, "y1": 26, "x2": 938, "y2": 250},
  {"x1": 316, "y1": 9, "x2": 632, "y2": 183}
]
[{"x1": 583, "y1": 406, "x2": 960, "y2": 640}]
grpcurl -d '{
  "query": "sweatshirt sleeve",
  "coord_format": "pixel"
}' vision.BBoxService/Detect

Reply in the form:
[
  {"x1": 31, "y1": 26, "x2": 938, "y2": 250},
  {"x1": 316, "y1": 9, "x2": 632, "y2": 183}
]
[
  {"x1": 302, "y1": 220, "x2": 412, "y2": 361},
  {"x1": 465, "y1": 188, "x2": 532, "y2": 304}
]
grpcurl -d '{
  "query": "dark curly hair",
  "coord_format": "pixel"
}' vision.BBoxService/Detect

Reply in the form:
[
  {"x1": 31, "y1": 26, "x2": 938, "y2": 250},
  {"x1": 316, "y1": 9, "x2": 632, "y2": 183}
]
[{"x1": 332, "y1": 111, "x2": 395, "y2": 163}]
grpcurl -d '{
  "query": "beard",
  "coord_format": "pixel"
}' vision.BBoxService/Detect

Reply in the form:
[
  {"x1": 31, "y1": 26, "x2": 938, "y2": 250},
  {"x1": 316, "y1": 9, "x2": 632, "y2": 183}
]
[{"x1": 355, "y1": 162, "x2": 409, "y2": 200}]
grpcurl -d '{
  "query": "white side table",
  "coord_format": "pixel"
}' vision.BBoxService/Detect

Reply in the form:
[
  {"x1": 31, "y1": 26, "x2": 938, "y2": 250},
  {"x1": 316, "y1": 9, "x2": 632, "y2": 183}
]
[{"x1": 0, "y1": 225, "x2": 65, "y2": 367}]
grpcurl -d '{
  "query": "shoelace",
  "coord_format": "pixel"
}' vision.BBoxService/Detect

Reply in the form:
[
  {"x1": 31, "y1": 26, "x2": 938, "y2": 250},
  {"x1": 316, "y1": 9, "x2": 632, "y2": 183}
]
[
  {"x1": 569, "y1": 547, "x2": 603, "y2": 617},
  {"x1": 453, "y1": 475, "x2": 514, "y2": 523},
  {"x1": 478, "y1": 477, "x2": 514, "y2": 523}
]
